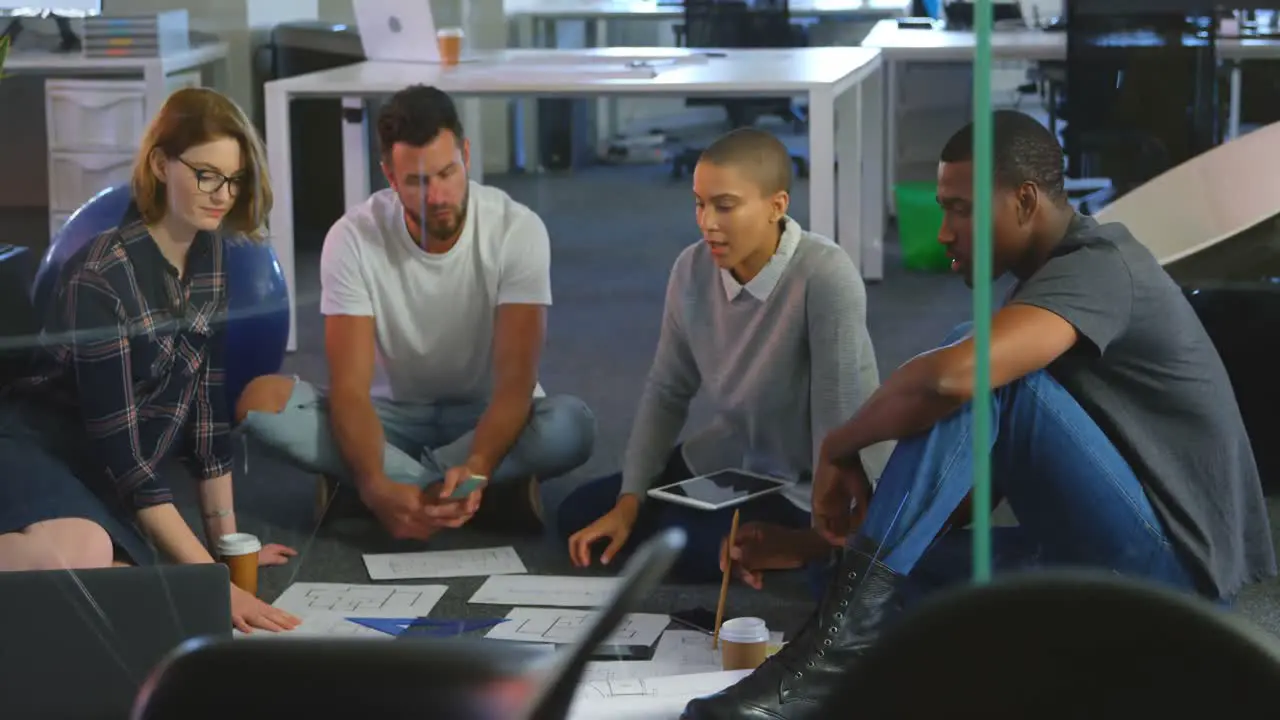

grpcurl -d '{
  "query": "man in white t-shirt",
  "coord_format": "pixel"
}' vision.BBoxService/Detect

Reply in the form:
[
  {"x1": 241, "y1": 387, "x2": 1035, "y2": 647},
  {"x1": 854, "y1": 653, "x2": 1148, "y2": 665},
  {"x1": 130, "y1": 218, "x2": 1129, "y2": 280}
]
[{"x1": 236, "y1": 85, "x2": 595, "y2": 540}]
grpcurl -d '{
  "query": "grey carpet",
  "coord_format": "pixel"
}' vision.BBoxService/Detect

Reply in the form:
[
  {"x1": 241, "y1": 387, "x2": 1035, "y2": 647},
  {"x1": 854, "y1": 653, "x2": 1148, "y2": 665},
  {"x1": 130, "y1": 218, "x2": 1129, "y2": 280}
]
[{"x1": 8, "y1": 161, "x2": 1280, "y2": 642}]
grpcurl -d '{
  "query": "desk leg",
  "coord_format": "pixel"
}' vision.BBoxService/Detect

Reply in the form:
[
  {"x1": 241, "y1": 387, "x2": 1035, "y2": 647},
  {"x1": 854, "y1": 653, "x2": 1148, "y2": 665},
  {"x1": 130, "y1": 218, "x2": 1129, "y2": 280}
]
[
  {"x1": 885, "y1": 59, "x2": 899, "y2": 217},
  {"x1": 463, "y1": 98, "x2": 486, "y2": 184},
  {"x1": 859, "y1": 63, "x2": 886, "y2": 281},
  {"x1": 593, "y1": 19, "x2": 617, "y2": 149},
  {"x1": 141, "y1": 64, "x2": 166, "y2": 123},
  {"x1": 1228, "y1": 62, "x2": 1242, "y2": 141},
  {"x1": 264, "y1": 84, "x2": 297, "y2": 353},
  {"x1": 207, "y1": 55, "x2": 232, "y2": 94},
  {"x1": 513, "y1": 16, "x2": 537, "y2": 171},
  {"x1": 341, "y1": 97, "x2": 370, "y2": 212},
  {"x1": 833, "y1": 83, "x2": 863, "y2": 275},
  {"x1": 516, "y1": 17, "x2": 554, "y2": 172},
  {"x1": 808, "y1": 89, "x2": 837, "y2": 252}
]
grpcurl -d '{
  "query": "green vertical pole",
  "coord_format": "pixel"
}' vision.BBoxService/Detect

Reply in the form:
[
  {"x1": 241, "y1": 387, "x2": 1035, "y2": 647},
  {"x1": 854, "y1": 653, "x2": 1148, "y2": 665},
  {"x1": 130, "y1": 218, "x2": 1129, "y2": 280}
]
[{"x1": 970, "y1": 0, "x2": 994, "y2": 584}]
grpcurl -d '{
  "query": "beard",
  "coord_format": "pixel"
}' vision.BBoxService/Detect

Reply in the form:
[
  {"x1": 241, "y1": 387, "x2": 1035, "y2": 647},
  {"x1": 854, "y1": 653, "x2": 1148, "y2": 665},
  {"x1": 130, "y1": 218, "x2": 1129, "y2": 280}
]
[{"x1": 403, "y1": 184, "x2": 469, "y2": 245}]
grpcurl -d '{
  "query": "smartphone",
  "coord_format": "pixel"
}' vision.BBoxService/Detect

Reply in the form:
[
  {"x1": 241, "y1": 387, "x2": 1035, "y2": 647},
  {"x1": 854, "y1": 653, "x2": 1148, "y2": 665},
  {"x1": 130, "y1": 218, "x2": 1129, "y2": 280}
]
[
  {"x1": 670, "y1": 607, "x2": 717, "y2": 635},
  {"x1": 448, "y1": 475, "x2": 486, "y2": 500},
  {"x1": 588, "y1": 644, "x2": 654, "y2": 661}
]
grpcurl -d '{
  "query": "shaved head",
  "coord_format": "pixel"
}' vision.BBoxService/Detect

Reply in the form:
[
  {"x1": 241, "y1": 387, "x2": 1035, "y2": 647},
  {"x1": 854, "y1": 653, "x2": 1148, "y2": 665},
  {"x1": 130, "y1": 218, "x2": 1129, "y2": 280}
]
[{"x1": 698, "y1": 127, "x2": 793, "y2": 196}]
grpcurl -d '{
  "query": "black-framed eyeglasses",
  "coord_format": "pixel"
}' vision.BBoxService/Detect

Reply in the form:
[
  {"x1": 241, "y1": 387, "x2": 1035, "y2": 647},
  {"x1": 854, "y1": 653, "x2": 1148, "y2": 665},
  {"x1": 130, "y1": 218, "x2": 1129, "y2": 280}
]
[{"x1": 178, "y1": 157, "x2": 243, "y2": 197}]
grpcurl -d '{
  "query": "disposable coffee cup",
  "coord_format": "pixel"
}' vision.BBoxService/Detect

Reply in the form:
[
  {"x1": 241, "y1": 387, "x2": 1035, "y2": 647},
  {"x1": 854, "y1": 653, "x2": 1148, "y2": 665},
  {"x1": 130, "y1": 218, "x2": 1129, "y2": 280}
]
[
  {"x1": 719, "y1": 617, "x2": 770, "y2": 671},
  {"x1": 437, "y1": 27, "x2": 465, "y2": 65},
  {"x1": 217, "y1": 533, "x2": 261, "y2": 596}
]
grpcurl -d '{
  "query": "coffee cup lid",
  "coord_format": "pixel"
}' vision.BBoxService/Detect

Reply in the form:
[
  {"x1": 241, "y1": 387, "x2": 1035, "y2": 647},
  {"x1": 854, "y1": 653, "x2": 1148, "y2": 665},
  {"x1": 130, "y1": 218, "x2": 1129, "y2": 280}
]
[
  {"x1": 437, "y1": 26, "x2": 465, "y2": 37},
  {"x1": 216, "y1": 533, "x2": 262, "y2": 556},
  {"x1": 718, "y1": 616, "x2": 769, "y2": 644}
]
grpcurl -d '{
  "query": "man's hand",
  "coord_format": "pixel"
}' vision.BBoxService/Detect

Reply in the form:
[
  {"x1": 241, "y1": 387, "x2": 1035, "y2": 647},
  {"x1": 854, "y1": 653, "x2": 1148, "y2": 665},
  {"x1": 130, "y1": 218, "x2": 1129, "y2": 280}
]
[
  {"x1": 812, "y1": 453, "x2": 873, "y2": 545},
  {"x1": 720, "y1": 522, "x2": 832, "y2": 590},
  {"x1": 359, "y1": 476, "x2": 481, "y2": 541},
  {"x1": 441, "y1": 465, "x2": 489, "y2": 504}
]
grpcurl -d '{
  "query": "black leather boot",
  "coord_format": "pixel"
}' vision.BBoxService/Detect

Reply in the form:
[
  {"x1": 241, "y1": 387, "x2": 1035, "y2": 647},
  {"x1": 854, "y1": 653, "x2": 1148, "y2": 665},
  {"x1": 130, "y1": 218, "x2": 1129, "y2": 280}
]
[{"x1": 681, "y1": 536, "x2": 907, "y2": 720}]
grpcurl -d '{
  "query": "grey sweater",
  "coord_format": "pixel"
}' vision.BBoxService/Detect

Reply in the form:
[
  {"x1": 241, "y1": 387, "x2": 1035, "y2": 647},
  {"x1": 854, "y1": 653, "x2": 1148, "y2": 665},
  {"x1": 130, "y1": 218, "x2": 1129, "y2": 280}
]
[{"x1": 621, "y1": 218, "x2": 894, "y2": 510}]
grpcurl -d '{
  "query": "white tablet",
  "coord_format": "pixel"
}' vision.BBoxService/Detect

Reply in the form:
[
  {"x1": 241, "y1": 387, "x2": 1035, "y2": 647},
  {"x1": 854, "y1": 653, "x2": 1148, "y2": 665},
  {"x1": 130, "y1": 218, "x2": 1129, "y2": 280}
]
[{"x1": 646, "y1": 469, "x2": 789, "y2": 512}]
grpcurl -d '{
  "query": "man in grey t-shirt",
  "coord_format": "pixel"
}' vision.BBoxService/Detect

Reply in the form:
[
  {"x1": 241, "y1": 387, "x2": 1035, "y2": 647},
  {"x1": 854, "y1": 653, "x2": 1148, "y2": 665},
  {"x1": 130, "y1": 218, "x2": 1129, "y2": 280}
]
[{"x1": 686, "y1": 111, "x2": 1276, "y2": 720}]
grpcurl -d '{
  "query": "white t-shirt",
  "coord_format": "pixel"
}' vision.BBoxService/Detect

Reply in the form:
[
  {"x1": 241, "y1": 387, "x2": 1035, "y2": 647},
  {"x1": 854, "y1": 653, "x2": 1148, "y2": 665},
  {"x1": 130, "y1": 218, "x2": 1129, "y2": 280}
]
[{"x1": 319, "y1": 182, "x2": 552, "y2": 403}]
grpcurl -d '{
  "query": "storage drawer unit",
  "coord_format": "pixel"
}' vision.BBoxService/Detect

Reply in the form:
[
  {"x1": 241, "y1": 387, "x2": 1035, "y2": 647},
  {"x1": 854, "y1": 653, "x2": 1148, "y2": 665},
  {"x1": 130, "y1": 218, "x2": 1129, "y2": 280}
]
[
  {"x1": 49, "y1": 152, "x2": 135, "y2": 212},
  {"x1": 44, "y1": 72, "x2": 202, "y2": 238}
]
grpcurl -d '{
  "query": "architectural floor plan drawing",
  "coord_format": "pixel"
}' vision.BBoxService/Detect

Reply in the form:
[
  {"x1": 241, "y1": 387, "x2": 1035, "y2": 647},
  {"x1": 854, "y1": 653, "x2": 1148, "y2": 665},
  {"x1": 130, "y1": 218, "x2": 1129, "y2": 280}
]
[
  {"x1": 272, "y1": 582, "x2": 448, "y2": 618},
  {"x1": 289, "y1": 611, "x2": 396, "y2": 639},
  {"x1": 363, "y1": 546, "x2": 527, "y2": 580},
  {"x1": 572, "y1": 669, "x2": 753, "y2": 702},
  {"x1": 468, "y1": 574, "x2": 619, "y2": 607},
  {"x1": 484, "y1": 607, "x2": 669, "y2": 647}
]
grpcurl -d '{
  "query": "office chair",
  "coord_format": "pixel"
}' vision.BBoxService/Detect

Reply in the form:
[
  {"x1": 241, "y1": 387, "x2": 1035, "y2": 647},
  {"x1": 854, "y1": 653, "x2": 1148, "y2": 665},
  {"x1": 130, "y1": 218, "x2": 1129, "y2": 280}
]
[
  {"x1": 1060, "y1": 2, "x2": 1220, "y2": 211},
  {"x1": 131, "y1": 529, "x2": 689, "y2": 720},
  {"x1": 669, "y1": 0, "x2": 809, "y2": 179},
  {"x1": 845, "y1": 571, "x2": 1280, "y2": 718}
]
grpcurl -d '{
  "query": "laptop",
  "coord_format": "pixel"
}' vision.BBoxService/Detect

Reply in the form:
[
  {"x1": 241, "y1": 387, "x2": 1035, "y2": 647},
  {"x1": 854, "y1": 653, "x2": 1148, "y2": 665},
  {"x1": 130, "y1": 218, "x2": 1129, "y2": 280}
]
[
  {"x1": 129, "y1": 528, "x2": 689, "y2": 720},
  {"x1": 0, "y1": 564, "x2": 232, "y2": 720},
  {"x1": 353, "y1": 0, "x2": 441, "y2": 63}
]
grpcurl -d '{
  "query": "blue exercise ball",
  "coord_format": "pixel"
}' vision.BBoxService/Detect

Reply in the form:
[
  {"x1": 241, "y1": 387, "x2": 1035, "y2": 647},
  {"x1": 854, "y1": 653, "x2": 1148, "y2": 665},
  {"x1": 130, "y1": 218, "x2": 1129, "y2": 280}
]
[
  {"x1": 33, "y1": 185, "x2": 290, "y2": 413},
  {"x1": 223, "y1": 237, "x2": 290, "y2": 414},
  {"x1": 32, "y1": 185, "x2": 135, "y2": 316}
]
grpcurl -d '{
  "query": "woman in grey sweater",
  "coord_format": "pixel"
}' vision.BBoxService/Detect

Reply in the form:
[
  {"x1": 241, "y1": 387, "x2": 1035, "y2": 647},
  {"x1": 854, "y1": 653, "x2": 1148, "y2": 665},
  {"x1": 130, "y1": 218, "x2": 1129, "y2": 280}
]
[{"x1": 550, "y1": 128, "x2": 892, "y2": 582}]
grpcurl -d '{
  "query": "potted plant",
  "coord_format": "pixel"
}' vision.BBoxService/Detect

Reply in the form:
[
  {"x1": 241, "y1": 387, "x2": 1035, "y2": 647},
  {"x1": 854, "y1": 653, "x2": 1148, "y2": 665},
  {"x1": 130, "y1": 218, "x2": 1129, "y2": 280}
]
[{"x1": 0, "y1": 34, "x2": 10, "y2": 82}]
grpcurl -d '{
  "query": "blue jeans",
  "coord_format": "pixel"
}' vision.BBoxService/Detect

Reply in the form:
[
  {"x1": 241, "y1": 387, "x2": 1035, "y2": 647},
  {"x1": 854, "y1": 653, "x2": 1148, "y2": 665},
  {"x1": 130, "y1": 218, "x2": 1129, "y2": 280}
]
[
  {"x1": 849, "y1": 325, "x2": 1207, "y2": 600},
  {"x1": 238, "y1": 378, "x2": 596, "y2": 489},
  {"x1": 548, "y1": 445, "x2": 812, "y2": 583}
]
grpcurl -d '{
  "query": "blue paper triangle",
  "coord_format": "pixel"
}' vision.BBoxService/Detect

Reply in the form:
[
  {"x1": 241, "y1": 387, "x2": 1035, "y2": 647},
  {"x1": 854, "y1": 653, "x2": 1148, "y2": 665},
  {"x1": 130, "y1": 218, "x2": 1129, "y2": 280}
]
[
  {"x1": 346, "y1": 617, "x2": 417, "y2": 636},
  {"x1": 345, "y1": 617, "x2": 508, "y2": 637}
]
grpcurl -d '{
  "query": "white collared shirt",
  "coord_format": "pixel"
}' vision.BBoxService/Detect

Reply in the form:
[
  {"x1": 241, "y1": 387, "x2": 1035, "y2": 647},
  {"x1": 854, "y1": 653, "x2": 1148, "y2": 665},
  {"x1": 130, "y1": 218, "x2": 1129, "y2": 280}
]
[{"x1": 719, "y1": 217, "x2": 803, "y2": 302}]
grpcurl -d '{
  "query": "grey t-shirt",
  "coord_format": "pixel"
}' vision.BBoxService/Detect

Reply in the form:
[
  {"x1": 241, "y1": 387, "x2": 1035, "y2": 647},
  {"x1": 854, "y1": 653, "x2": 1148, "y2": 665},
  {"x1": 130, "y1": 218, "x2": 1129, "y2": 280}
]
[{"x1": 1010, "y1": 214, "x2": 1276, "y2": 598}]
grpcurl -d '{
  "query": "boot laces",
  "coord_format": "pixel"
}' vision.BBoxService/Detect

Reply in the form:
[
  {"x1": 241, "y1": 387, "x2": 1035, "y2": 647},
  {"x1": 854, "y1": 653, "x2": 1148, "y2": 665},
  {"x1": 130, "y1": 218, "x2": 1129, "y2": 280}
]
[{"x1": 779, "y1": 568, "x2": 858, "y2": 680}]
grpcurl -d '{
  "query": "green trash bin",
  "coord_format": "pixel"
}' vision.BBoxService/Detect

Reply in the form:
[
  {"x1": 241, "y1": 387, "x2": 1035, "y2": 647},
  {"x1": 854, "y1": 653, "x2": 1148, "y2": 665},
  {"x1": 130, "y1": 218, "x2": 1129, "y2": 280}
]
[{"x1": 894, "y1": 181, "x2": 950, "y2": 273}]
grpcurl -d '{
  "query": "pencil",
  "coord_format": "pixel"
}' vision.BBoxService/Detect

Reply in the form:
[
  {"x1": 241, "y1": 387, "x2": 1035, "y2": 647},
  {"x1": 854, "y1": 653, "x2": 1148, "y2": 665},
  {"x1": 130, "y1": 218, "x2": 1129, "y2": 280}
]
[{"x1": 713, "y1": 508, "x2": 741, "y2": 650}]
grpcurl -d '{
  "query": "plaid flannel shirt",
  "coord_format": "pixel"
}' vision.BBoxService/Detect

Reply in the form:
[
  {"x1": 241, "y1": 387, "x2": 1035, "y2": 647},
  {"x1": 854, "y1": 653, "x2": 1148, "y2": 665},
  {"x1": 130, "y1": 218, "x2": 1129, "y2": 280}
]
[{"x1": 11, "y1": 212, "x2": 233, "y2": 509}]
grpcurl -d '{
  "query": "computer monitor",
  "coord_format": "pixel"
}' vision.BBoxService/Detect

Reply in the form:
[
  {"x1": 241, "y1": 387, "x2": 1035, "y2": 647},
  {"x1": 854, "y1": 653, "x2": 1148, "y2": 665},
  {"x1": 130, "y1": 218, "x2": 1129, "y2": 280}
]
[
  {"x1": 0, "y1": 3, "x2": 101, "y2": 16},
  {"x1": 0, "y1": 3, "x2": 101, "y2": 52}
]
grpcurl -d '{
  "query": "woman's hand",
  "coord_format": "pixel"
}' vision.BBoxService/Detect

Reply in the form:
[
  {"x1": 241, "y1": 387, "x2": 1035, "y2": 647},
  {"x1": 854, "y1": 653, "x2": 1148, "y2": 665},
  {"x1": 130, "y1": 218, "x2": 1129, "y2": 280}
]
[
  {"x1": 568, "y1": 495, "x2": 641, "y2": 567},
  {"x1": 721, "y1": 522, "x2": 833, "y2": 590},
  {"x1": 231, "y1": 585, "x2": 302, "y2": 634},
  {"x1": 259, "y1": 543, "x2": 298, "y2": 567}
]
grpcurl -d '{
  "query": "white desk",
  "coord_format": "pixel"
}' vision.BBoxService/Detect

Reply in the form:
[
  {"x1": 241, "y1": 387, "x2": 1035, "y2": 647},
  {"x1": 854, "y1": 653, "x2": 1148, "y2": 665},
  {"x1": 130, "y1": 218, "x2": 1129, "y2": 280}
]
[
  {"x1": 4, "y1": 42, "x2": 230, "y2": 86},
  {"x1": 264, "y1": 47, "x2": 886, "y2": 351},
  {"x1": 503, "y1": 0, "x2": 907, "y2": 175},
  {"x1": 862, "y1": 19, "x2": 1280, "y2": 215},
  {"x1": 3, "y1": 44, "x2": 231, "y2": 238},
  {"x1": 506, "y1": 0, "x2": 909, "y2": 26}
]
